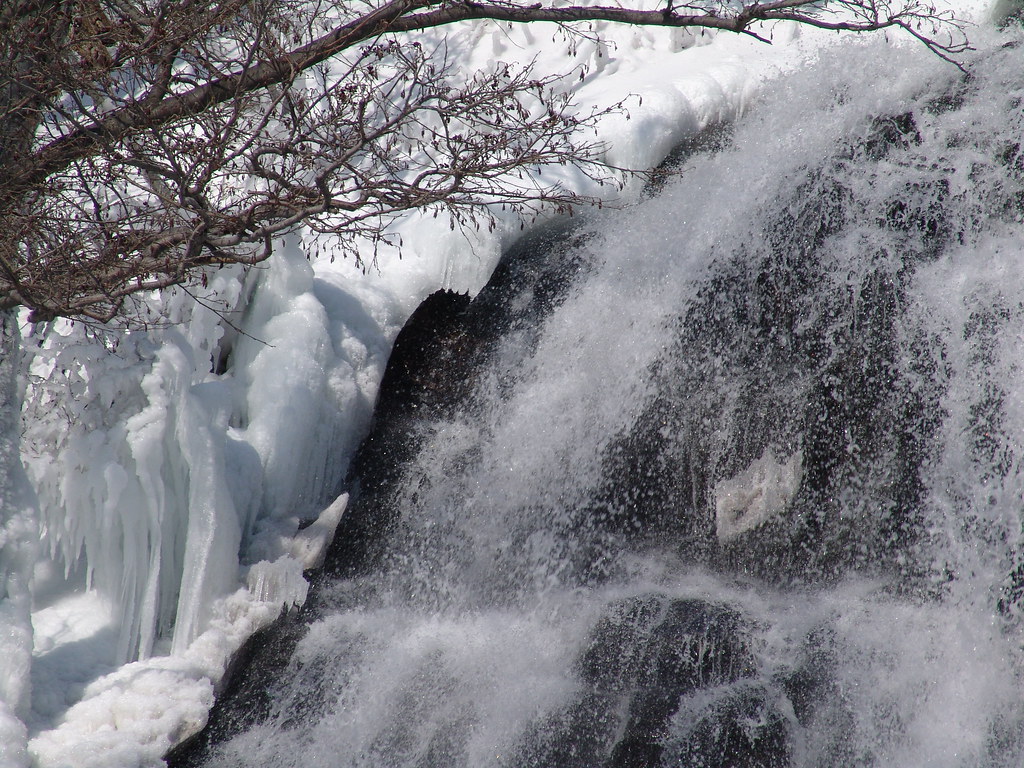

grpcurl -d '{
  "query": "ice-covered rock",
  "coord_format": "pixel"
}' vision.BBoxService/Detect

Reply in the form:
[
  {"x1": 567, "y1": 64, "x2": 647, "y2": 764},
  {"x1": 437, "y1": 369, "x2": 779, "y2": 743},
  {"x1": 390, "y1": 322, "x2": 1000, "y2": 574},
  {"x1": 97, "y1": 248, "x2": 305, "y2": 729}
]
[{"x1": 715, "y1": 449, "x2": 803, "y2": 542}]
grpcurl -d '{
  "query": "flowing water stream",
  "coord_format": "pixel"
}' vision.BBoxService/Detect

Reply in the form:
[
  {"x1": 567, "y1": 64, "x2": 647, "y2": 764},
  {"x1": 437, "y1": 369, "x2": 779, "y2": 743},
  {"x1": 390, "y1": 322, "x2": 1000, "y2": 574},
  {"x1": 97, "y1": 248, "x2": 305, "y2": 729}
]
[{"x1": 178, "y1": 34, "x2": 1024, "y2": 768}]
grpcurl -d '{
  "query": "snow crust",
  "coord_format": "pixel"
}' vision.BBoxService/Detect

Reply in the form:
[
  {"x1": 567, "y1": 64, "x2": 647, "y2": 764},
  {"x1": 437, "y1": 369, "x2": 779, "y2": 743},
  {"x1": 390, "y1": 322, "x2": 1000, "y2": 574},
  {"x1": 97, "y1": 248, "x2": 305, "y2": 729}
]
[{"x1": 1, "y1": 1, "x2": 1000, "y2": 765}]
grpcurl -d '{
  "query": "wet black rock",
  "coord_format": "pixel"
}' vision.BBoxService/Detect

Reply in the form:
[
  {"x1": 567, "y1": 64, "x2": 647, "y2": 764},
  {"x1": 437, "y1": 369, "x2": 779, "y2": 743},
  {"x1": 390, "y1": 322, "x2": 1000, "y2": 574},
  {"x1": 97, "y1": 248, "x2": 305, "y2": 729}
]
[
  {"x1": 660, "y1": 683, "x2": 791, "y2": 768},
  {"x1": 516, "y1": 595, "x2": 790, "y2": 768},
  {"x1": 323, "y1": 289, "x2": 476, "y2": 581}
]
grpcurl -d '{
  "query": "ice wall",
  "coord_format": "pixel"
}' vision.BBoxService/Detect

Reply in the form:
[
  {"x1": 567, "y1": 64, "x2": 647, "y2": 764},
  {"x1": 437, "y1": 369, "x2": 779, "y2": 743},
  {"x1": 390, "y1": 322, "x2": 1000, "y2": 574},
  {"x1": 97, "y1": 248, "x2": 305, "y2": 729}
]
[{"x1": 0, "y1": 310, "x2": 37, "y2": 768}]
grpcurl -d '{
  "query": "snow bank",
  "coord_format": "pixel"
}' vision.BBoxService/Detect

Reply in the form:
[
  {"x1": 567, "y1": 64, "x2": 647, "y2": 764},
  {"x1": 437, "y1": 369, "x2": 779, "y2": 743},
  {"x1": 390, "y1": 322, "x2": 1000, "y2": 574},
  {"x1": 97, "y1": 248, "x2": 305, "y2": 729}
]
[
  {"x1": 28, "y1": 590, "x2": 282, "y2": 768},
  {"x1": 9, "y1": 2, "x2": 999, "y2": 765}
]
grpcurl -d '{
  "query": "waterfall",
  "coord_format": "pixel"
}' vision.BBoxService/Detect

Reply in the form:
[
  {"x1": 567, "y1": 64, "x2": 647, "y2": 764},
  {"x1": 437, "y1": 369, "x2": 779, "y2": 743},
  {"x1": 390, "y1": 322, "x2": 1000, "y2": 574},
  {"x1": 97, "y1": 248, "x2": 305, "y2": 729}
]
[{"x1": 177, "y1": 32, "x2": 1024, "y2": 768}]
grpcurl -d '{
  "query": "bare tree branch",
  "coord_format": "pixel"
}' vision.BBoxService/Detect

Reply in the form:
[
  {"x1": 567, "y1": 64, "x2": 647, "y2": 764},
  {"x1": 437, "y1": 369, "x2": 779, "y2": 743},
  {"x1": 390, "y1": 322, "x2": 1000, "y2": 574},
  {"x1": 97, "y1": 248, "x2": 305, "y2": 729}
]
[{"x1": 0, "y1": 0, "x2": 971, "y2": 323}]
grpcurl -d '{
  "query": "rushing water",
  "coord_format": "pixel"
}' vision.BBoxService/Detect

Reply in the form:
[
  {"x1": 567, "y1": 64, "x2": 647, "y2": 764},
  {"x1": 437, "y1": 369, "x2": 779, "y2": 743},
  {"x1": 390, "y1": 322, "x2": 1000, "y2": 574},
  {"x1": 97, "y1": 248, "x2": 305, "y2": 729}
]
[{"x1": 180, "y1": 33, "x2": 1024, "y2": 768}]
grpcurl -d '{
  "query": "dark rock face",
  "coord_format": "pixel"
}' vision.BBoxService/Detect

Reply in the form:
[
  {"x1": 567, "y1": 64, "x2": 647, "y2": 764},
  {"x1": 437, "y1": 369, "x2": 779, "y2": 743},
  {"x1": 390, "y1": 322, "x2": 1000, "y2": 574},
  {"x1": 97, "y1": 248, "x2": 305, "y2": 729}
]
[
  {"x1": 372, "y1": 290, "x2": 475, "y2": 427},
  {"x1": 516, "y1": 595, "x2": 790, "y2": 768},
  {"x1": 661, "y1": 685, "x2": 791, "y2": 768},
  {"x1": 322, "y1": 221, "x2": 591, "y2": 586},
  {"x1": 781, "y1": 625, "x2": 858, "y2": 766},
  {"x1": 323, "y1": 289, "x2": 475, "y2": 581},
  {"x1": 580, "y1": 108, "x2": 951, "y2": 588}
]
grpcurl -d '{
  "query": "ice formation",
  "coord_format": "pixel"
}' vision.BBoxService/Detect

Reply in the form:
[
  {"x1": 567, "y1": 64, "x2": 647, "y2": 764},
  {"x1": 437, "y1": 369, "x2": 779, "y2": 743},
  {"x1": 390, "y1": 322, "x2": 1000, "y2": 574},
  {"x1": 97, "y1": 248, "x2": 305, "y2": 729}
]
[{"x1": 715, "y1": 449, "x2": 803, "y2": 541}]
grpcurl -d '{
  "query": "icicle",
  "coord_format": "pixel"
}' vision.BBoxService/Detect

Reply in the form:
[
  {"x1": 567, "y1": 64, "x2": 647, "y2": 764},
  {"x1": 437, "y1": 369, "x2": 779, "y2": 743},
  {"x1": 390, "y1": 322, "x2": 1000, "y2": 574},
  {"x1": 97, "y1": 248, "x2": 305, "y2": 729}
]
[{"x1": 245, "y1": 556, "x2": 309, "y2": 609}]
